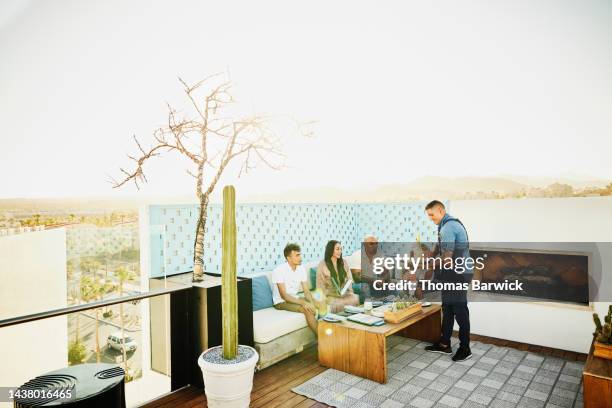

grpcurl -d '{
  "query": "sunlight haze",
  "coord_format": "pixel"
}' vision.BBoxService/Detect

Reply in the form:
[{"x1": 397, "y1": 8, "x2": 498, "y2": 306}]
[{"x1": 1, "y1": 0, "x2": 611, "y2": 199}]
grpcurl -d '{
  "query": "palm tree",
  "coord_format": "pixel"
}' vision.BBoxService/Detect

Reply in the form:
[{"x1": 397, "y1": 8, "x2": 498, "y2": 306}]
[
  {"x1": 69, "y1": 285, "x2": 81, "y2": 342},
  {"x1": 115, "y1": 265, "x2": 136, "y2": 378},
  {"x1": 101, "y1": 279, "x2": 117, "y2": 316},
  {"x1": 67, "y1": 259, "x2": 77, "y2": 281},
  {"x1": 80, "y1": 259, "x2": 101, "y2": 278},
  {"x1": 80, "y1": 275, "x2": 105, "y2": 363}
]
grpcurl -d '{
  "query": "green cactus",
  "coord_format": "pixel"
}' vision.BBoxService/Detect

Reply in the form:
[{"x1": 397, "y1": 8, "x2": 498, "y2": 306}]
[
  {"x1": 221, "y1": 185, "x2": 238, "y2": 360},
  {"x1": 597, "y1": 324, "x2": 611, "y2": 344},
  {"x1": 593, "y1": 307, "x2": 612, "y2": 344},
  {"x1": 594, "y1": 313, "x2": 603, "y2": 332},
  {"x1": 603, "y1": 323, "x2": 612, "y2": 340}
]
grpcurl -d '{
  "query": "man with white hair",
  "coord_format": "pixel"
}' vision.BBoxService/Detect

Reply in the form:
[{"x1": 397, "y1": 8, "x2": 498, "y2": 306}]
[{"x1": 347, "y1": 235, "x2": 391, "y2": 299}]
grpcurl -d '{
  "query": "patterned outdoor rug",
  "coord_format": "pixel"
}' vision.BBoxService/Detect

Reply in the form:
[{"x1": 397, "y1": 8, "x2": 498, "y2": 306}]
[{"x1": 292, "y1": 335, "x2": 584, "y2": 408}]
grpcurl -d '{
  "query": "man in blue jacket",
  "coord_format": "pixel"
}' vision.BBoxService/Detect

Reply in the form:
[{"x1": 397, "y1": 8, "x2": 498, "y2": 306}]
[{"x1": 423, "y1": 200, "x2": 473, "y2": 362}]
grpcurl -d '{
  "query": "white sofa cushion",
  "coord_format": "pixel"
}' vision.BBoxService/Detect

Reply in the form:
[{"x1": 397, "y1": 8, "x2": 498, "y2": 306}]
[
  {"x1": 252, "y1": 307, "x2": 307, "y2": 344},
  {"x1": 250, "y1": 261, "x2": 320, "y2": 344}
]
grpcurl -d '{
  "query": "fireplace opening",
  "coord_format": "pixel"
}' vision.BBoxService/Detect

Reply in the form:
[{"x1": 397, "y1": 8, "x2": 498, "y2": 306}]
[{"x1": 470, "y1": 248, "x2": 589, "y2": 305}]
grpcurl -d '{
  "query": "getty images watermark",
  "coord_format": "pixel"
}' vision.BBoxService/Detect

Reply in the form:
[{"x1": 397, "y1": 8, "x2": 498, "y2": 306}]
[{"x1": 371, "y1": 253, "x2": 524, "y2": 292}]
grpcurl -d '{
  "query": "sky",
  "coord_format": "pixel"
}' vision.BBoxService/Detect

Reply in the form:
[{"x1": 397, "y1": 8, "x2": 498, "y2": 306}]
[{"x1": 1, "y1": 0, "x2": 611, "y2": 200}]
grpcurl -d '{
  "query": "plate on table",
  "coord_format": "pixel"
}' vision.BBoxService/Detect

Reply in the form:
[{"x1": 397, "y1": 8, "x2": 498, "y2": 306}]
[
  {"x1": 344, "y1": 305, "x2": 364, "y2": 314},
  {"x1": 323, "y1": 316, "x2": 341, "y2": 323},
  {"x1": 420, "y1": 301, "x2": 432, "y2": 307}
]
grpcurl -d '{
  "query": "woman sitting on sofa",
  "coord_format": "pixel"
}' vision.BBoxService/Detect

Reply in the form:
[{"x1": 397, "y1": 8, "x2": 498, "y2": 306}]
[{"x1": 316, "y1": 240, "x2": 359, "y2": 313}]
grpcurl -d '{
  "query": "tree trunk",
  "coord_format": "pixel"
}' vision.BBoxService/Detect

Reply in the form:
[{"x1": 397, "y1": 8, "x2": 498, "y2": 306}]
[
  {"x1": 192, "y1": 194, "x2": 209, "y2": 282},
  {"x1": 119, "y1": 282, "x2": 129, "y2": 379},
  {"x1": 95, "y1": 308, "x2": 100, "y2": 363},
  {"x1": 75, "y1": 296, "x2": 80, "y2": 343}
]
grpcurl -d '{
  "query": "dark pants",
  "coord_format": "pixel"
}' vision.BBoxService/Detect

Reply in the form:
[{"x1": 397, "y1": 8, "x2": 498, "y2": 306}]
[{"x1": 440, "y1": 290, "x2": 470, "y2": 348}]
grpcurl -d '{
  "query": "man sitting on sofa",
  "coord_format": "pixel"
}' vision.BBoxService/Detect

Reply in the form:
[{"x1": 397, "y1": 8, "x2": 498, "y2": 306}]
[
  {"x1": 272, "y1": 243, "x2": 318, "y2": 335},
  {"x1": 348, "y1": 235, "x2": 393, "y2": 300}
]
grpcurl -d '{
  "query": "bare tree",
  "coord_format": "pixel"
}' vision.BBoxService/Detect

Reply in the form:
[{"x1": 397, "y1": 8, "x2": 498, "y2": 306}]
[{"x1": 112, "y1": 74, "x2": 311, "y2": 281}]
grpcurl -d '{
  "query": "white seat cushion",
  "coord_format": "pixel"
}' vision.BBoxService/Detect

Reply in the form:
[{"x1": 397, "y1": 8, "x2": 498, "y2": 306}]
[{"x1": 252, "y1": 307, "x2": 307, "y2": 344}]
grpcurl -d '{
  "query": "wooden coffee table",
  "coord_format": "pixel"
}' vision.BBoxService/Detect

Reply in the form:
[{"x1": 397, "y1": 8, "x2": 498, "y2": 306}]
[{"x1": 317, "y1": 304, "x2": 441, "y2": 384}]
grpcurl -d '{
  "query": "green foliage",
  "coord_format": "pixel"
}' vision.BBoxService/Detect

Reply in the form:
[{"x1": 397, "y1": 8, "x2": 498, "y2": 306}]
[
  {"x1": 80, "y1": 259, "x2": 101, "y2": 275},
  {"x1": 221, "y1": 186, "x2": 238, "y2": 360},
  {"x1": 593, "y1": 306, "x2": 612, "y2": 345},
  {"x1": 393, "y1": 296, "x2": 419, "y2": 311},
  {"x1": 114, "y1": 249, "x2": 139, "y2": 262},
  {"x1": 80, "y1": 275, "x2": 104, "y2": 303},
  {"x1": 68, "y1": 340, "x2": 87, "y2": 365},
  {"x1": 115, "y1": 266, "x2": 136, "y2": 286}
]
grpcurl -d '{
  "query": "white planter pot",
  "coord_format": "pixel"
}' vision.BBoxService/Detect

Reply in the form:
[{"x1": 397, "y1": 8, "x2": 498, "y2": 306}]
[{"x1": 198, "y1": 345, "x2": 259, "y2": 408}]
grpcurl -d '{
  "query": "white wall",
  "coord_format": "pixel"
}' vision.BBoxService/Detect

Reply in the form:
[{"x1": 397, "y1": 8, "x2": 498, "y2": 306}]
[
  {"x1": 0, "y1": 228, "x2": 68, "y2": 406},
  {"x1": 450, "y1": 197, "x2": 612, "y2": 353}
]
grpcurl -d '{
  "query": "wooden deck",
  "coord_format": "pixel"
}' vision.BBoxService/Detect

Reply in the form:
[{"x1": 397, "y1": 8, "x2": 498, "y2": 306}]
[{"x1": 139, "y1": 333, "x2": 587, "y2": 408}]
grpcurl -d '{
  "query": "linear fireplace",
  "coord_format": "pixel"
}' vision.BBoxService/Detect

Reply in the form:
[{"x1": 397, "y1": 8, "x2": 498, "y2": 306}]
[{"x1": 470, "y1": 247, "x2": 590, "y2": 305}]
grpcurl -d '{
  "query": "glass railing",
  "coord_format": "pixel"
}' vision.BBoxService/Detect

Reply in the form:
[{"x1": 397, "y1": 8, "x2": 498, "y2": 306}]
[
  {"x1": 0, "y1": 285, "x2": 191, "y2": 408},
  {"x1": 0, "y1": 213, "x2": 141, "y2": 317}
]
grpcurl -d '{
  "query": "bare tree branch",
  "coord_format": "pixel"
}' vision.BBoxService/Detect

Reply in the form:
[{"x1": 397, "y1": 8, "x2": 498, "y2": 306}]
[{"x1": 113, "y1": 74, "x2": 312, "y2": 280}]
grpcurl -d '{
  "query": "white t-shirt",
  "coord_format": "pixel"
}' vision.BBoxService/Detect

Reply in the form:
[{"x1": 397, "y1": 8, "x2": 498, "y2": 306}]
[{"x1": 271, "y1": 262, "x2": 307, "y2": 305}]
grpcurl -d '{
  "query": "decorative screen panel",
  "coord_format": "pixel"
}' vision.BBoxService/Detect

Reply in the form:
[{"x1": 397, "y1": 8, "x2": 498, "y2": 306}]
[{"x1": 147, "y1": 201, "x2": 446, "y2": 278}]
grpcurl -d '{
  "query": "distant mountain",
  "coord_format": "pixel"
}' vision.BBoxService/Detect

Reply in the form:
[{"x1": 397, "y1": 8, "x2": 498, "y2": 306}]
[
  {"x1": 384, "y1": 176, "x2": 529, "y2": 194},
  {"x1": 243, "y1": 175, "x2": 610, "y2": 202},
  {"x1": 498, "y1": 174, "x2": 610, "y2": 189},
  {"x1": 1, "y1": 175, "x2": 609, "y2": 209}
]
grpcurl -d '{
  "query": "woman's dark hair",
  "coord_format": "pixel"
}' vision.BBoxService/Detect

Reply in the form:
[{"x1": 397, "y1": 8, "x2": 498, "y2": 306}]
[{"x1": 324, "y1": 240, "x2": 347, "y2": 285}]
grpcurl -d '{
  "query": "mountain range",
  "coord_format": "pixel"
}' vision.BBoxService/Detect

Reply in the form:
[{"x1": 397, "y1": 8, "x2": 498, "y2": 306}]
[
  {"x1": 243, "y1": 175, "x2": 610, "y2": 203},
  {"x1": 1, "y1": 175, "x2": 609, "y2": 210}
]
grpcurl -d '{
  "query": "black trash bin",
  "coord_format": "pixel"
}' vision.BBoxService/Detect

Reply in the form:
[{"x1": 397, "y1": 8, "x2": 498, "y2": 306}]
[{"x1": 13, "y1": 363, "x2": 126, "y2": 408}]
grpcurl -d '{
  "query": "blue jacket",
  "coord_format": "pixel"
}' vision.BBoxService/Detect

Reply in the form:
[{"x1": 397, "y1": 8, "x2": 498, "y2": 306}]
[{"x1": 437, "y1": 213, "x2": 473, "y2": 280}]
